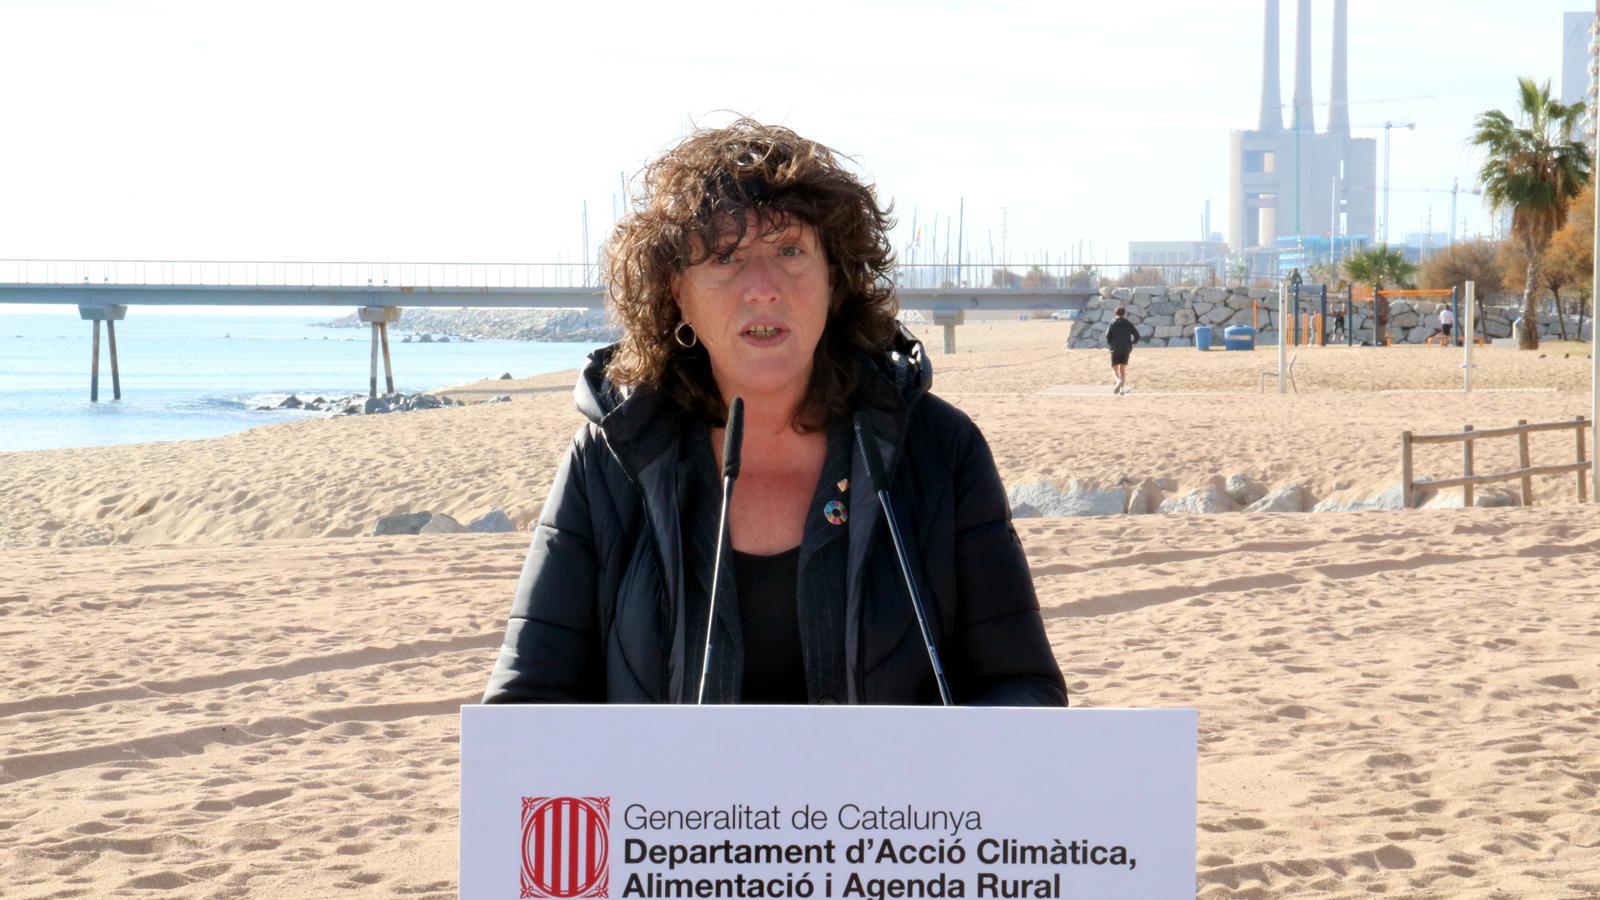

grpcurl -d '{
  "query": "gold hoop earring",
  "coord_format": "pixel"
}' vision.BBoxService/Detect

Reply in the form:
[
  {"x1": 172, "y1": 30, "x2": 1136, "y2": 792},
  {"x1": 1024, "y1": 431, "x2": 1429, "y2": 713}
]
[{"x1": 674, "y1": 321, "x2": 698, "y2": 348}]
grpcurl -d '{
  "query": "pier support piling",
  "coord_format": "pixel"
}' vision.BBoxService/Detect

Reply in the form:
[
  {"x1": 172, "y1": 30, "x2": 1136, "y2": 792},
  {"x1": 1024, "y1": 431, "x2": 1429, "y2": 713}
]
[
  {"x1": 379, "y1": 322, "x2": 395, "y2": 394},
  {"x1": 107, "y1": 319, "x2": 122, "y2": 399},
  {"x1": 78, "y1": 304, "x2": 128, "y2": 402},
  {"x1": 91, "y1": 320, "x2": 101, "y2": 402},
  {"x1": 358, "y1": 306, "x2": 403, "y2": 397},
  {"x1": 932, "y1": 308, "x2": 964, "y2": 354}
]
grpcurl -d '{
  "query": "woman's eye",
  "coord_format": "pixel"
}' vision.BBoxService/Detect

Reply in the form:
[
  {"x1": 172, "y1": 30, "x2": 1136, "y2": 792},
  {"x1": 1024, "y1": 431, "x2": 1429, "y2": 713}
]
[
  {"x1": 714, "y1": 253, "x2": 735, "y2": 265},
  {"x1": 778, "y1": 246, "x2": 801, "y2": 257}
]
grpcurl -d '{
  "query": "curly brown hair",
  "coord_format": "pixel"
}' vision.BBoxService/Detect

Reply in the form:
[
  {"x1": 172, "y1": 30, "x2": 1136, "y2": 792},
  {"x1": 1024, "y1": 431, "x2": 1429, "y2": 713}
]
[{"x1": 603, "y1": 117, "x2": 900, "y2": 431}]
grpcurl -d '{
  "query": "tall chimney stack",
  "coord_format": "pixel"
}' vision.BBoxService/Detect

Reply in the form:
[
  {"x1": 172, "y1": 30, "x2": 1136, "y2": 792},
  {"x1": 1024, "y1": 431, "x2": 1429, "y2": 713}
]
[
  {"x1": 1326, "y1": 0, "x2": 1350, "y2": 137},
  {"x1": 1292, "y1": 0, "x2": 1314, "y2": 132},
  {"x1": 1257, "y1": 0, "x2": 1283, "y2": 133}
]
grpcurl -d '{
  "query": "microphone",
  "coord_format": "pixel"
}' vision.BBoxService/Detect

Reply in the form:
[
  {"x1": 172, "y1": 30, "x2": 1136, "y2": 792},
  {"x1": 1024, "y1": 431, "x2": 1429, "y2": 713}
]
[
  {"x1": 853, "y1": 413, "x2": 952, "y2": 706},
  {"x1": 697, "y1": 396, "x2": 745, "y2": 704}
]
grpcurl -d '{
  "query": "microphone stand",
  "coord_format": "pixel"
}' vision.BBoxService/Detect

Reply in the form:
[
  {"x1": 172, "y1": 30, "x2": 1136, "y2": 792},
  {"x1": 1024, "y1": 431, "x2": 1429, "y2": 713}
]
[
  {"x1": 853, "y1": 414, "x2": 953, "y2": 706},
  {"x1": 697, "y1": 397, "x2": 745, "y2": 704}
]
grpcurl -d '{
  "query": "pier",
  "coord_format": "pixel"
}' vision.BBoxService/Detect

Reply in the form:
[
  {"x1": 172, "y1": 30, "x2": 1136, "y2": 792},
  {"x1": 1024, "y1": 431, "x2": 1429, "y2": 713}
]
[{"x1": 0, "y1": 258, "x2": 1187, "y2": 400}]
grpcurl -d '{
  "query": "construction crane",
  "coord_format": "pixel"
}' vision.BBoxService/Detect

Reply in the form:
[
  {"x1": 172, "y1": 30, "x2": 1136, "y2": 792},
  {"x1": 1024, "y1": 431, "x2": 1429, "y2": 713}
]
[
  {"x1": 1374, "y1": 122, "x2": 1416, "y2": 246},
  {"x1": 1385, "y1": 180, "x2": 1484, "y2": 246},
  {"x1": 1356, "y1": 121, "x2": 1420, "y2": 245}
]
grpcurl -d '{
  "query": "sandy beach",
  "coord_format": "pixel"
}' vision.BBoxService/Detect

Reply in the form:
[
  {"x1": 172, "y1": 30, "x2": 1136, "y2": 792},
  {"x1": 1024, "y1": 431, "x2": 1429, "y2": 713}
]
[{"x1": 2, "y1": 321, "x2": 1597, "y2": 897}]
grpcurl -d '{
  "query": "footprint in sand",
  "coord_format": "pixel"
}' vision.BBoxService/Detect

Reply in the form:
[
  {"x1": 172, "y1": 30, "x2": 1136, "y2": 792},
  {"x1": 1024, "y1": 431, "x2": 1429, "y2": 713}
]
[
  {"x1": 1539, "y1": 674, "x2": 1579, "y2": 690},
  {"x1": 123, "y1": 872, "x2": 189, "y2": 890}
]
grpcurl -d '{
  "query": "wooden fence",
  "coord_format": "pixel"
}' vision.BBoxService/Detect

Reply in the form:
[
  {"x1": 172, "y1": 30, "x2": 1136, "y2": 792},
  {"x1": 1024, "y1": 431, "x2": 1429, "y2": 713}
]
[{"x1": 1401, "y1": 418, "x2": 1592, "y2": 509}]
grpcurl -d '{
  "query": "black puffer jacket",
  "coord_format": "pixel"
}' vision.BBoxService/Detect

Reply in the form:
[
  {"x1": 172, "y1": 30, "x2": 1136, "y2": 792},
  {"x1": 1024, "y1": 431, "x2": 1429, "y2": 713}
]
[{"x1": 481, "y1": 331, "x2": 1066, "y2": 706}]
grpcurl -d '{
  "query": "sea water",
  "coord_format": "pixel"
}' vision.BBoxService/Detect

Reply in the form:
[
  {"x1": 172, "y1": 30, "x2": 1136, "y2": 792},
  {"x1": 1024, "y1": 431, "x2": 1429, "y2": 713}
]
[{"x1": 0, "y1": 309, "x2": 607, "y2": 453}]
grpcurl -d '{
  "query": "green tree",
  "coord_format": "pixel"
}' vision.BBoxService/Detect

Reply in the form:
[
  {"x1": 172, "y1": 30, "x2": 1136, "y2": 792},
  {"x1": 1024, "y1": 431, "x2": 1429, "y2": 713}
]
[
  {"x1": 1470, "y1": 77, "x2": 1592, "y2": 349},
  {"x1": 1343, "y1": 245, "x2": 1417, "y2": 344}
]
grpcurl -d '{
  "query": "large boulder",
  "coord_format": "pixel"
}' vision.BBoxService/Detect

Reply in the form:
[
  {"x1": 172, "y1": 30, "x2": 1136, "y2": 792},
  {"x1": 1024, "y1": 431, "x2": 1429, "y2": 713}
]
[
  {"x1": 371, "y1": 511, "x2": 433, "y2": 536},
  {"x1": 468, "y1": 509, "x2": 517, "y2": 533},
  {"x1": 1007, "y1": 480, "x2": 1126, "y2": 518},
  {"x1": 1420, "y1": 487, "x2": 1522, "y2": 509},
  {"x1": 419, "y1": 513, "x2": 466, "y2": 534},
  {"x1": 1311, "y1": 483, "x2": 1407, "y2": 513},
  {"x1": 1057, "y1": 481, "x2": 1129, "y2": 517},
  {"x1": 1157, "y1": 476, "x2": 1236, "y2": 514},
  {"x1": 1126, "y1": 478, "x2": 1165, "y2": 515},
  {"x1": 1224, "y1": 474, "x2": 1268, "y2": 507},
  {"x1": 1244, "y1": 484, "x2": 1308, "y2": 513}
]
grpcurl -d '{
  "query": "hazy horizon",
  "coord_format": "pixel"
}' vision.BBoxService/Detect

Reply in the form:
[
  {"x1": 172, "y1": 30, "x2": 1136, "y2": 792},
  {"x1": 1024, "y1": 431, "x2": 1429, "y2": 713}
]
[{"x1": 0, "y1": 0, "x2": 1589, "y2": 269}]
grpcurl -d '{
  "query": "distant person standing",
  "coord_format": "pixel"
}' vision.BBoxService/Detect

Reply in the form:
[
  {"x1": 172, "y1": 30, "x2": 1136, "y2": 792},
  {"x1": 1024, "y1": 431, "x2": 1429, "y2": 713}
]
[
  {"x1": 1105, "y1": 306, "x2": 1140, "y2": 394},
  {"x1": 1332, "y1": 302, "x2": 1347, "y2": 343},
  {"x1": 1438, "y1": 305, "x2": 1455, "y2": 343}
]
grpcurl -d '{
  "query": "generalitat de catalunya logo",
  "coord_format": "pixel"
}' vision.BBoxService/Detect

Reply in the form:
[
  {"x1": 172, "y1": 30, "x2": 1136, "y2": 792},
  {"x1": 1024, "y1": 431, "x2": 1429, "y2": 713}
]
[{"x1": 521, "y1": 797, "x2": 610, "y2": 900}]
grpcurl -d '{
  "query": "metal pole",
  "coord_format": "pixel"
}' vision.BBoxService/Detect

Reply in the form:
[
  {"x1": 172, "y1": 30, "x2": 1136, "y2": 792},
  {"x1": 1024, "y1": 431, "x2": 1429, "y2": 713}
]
[
  {"x1": 955, "y1": 197, "x2": 965, "y2": 288},
  {"x1": 1347, "y1": 283, "x2": 1354, "y2": 347},
  {"x1": 1593, "y1": 77, "x2": 1600, "y2": 501},
  {"x1": 1278, "y1": 280, "x2": 1288, "y2": 394},
  {"x1": 1292, "y1": 283, "x2": 1300, "y2": 346},
  {"x1": 1452, "y1": 285, "x2": 1461, "y2": 347},
  {"x1": 1319, "y1": 284, "x2": 1328, "y2": 347},
  {"x1": 1464, "y1": 281, "x2": 1475, "y2": 393}
]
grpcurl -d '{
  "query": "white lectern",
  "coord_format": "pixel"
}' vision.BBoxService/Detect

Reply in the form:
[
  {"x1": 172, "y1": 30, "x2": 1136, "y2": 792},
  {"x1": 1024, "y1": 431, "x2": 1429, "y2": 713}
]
[{"x1": 461, "y1": 706, "x2": 1196, "y2": 899}]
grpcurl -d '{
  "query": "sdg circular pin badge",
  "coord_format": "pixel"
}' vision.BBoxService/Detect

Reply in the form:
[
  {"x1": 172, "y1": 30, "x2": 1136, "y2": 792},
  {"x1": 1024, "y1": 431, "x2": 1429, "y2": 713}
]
[{"x1": 823, "y1": 500, "x2": 848, "y2": 525}]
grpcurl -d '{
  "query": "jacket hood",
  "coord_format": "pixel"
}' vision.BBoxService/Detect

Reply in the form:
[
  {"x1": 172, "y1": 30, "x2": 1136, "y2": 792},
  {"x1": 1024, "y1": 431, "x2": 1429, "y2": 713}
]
[{"x1": 574, "y1": 326, "x2": 931, "y2": 478}]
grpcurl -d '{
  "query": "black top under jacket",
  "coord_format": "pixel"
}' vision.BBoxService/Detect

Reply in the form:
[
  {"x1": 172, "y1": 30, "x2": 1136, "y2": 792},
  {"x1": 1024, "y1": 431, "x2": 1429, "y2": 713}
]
[
  {"x1": 732, "y1": 546, "x2": 806, "y2": 704},
  {"x1": 480, "y1": 328, "x2": 1068, "y2": 706}
]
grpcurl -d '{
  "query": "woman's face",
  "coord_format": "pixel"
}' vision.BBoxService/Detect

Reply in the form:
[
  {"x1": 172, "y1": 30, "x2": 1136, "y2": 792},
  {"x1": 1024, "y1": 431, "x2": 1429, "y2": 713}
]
[{"x1": 673, "y1": 214, "x2": 831, "y2": 405}]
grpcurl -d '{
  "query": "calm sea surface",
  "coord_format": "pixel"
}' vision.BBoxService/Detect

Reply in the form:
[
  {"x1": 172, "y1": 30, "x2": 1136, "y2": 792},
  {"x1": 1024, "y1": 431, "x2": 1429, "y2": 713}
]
[{"x1": 0, "y1": 310, "x2": 606, "y2": 453}]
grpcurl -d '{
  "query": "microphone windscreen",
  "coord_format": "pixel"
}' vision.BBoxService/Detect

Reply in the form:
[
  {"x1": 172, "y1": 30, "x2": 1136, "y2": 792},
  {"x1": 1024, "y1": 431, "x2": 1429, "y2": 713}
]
[
  {"x1": 722, "y1": 396, "x2": 745, "y2": 480},
  {"x1": 853, "y1": 413, "x2": 890, "y2": 492}
]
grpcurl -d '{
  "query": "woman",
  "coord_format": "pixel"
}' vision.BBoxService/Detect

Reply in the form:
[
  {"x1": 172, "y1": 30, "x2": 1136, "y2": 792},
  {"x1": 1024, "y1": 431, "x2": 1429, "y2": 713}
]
[{"x1": 482, "y1": 119, "x2": 1065, "y2": 706}]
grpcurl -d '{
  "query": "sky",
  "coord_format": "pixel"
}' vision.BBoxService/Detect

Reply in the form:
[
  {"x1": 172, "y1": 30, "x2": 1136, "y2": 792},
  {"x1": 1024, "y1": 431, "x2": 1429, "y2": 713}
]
[{"x1": 0, "y1": 0, "x2": 1591, "y2": 277}]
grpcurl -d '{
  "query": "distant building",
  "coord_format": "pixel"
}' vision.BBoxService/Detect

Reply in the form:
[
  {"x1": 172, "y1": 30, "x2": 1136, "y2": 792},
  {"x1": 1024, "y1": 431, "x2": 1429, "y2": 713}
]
[
  {"x1": 1228, "y1": 0, "x2": 1377, "y2": 256},
  {"x1": 1127, "y1": 240, "x2": 1230, "y2": 267},
  {"x1": 1561, "y1": 11, "x2": 1595, "y2": 141}
]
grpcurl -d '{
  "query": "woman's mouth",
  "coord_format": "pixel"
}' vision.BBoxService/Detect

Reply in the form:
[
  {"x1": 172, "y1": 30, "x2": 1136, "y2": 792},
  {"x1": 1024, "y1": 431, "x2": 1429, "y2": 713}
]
[{"x1": 742, "y1": 324, "x2": 788, "y2": 345}]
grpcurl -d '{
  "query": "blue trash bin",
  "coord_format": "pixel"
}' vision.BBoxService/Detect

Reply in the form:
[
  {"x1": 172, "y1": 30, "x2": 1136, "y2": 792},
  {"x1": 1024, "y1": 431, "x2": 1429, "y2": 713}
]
[
  {"x1": 1194, "y1": 325, "x2": 1214, "y2": 351},
  {"x1": 1223, "y1": 325, "x2": 1257, "y2": 351}
]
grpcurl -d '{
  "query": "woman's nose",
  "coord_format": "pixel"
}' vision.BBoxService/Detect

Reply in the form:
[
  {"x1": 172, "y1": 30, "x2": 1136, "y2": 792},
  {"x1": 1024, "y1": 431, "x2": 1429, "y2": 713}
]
[{"x1": 739, "y1": 255, "x2": 782, "y2": 303}]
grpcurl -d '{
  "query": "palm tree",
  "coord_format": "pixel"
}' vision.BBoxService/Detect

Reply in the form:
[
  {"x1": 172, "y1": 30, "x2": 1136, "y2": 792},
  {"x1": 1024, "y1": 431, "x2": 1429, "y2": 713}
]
[
  {"x1": 1471, "y1": 77, "x2": 1592, "y2": 349},
  {"x1": 1343, "y1": 245, "x2": 1417, "y2": 345}
]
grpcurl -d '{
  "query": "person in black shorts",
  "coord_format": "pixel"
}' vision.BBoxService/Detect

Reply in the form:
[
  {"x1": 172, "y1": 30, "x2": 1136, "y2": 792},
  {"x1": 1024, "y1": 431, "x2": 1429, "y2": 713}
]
[{"x1": 1105, "y1": 306, "x2": 1140, "y2": 394}]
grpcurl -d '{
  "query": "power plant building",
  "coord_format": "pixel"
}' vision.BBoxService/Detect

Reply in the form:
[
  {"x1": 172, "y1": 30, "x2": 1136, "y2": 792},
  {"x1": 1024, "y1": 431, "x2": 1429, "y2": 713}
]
[{"x1": 1228, "y1": 0, "x2": 1376, "y2": 264}]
